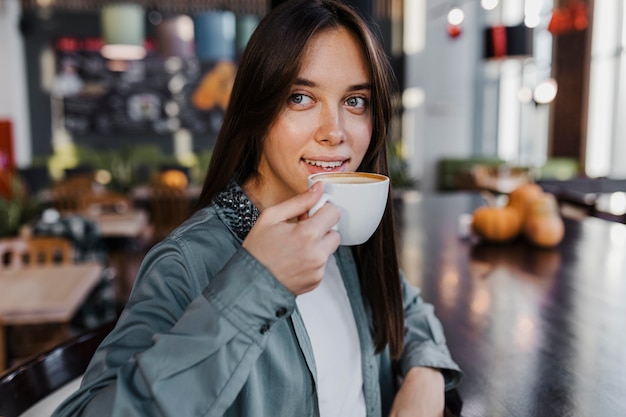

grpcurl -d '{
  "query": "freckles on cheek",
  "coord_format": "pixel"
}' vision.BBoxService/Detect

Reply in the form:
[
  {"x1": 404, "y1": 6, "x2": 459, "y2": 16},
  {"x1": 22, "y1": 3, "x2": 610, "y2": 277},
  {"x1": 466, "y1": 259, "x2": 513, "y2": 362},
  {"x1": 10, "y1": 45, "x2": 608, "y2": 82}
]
[{"x1": 271, "y1": 122, "x2": 305, "y2": 149}]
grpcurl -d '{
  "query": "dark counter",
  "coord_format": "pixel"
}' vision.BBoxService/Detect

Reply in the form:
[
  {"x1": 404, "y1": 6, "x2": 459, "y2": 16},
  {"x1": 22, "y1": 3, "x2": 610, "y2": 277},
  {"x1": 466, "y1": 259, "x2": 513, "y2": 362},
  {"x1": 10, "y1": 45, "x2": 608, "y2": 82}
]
[{"x1": 395, "y1": 191, "x2": 626, "y2": 417}]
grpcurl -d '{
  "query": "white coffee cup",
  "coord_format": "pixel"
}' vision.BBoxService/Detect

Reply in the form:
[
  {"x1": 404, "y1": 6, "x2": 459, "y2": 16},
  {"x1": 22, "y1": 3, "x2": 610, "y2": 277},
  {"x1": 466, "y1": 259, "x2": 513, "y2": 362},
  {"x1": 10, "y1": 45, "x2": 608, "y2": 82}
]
[{"x1": 307, "y1": 172, "x2": 389, "y2": 246}]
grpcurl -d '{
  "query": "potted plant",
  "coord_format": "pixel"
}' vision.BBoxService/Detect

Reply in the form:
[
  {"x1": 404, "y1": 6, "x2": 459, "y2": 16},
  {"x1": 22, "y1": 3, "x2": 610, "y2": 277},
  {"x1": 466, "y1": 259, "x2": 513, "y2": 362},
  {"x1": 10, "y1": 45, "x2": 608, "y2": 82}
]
[
  {"x1": 0, "y1": 172, "x2": 42, "y2": 237},
  {"x1": 388, "y1": 141, "x2": 418, "y2": 193}
]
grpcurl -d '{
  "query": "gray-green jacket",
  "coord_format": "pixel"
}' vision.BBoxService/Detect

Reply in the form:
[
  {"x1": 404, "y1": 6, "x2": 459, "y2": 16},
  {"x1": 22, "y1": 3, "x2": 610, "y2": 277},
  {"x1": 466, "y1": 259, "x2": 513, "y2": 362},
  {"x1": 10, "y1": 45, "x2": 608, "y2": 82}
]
[{"x1": 53, "y1": 182, "x2": 462, "y2": 417}]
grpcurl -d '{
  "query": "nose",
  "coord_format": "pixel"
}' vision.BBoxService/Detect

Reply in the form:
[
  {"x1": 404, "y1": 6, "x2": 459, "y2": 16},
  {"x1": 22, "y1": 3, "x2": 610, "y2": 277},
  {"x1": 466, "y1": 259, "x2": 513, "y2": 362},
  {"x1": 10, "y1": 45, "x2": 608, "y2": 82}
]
[{"x1": 314, "y1": 105, "x2": 345, "y2": 145}]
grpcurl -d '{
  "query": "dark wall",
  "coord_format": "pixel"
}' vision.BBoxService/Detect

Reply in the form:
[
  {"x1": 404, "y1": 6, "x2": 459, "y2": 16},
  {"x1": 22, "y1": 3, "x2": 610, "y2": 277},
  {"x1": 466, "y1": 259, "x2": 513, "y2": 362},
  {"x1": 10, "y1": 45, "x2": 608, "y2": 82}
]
[
  {"x1": 19, "y1": 10, "x2": 218, "y2": 159},
  {"x1": 270, "y1": 0, "x2": 373, "y2": 16},
  {"x1": 20, "y1": 1, "x2": 395, "y2": 161},
  {"x1": 269, "y1": 0, "x2": 402, "y2": 87}
]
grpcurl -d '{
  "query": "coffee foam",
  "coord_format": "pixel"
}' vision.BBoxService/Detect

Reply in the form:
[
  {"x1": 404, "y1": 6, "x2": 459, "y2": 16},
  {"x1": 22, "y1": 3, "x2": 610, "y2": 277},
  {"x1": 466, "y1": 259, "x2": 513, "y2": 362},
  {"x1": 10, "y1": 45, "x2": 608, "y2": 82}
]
[{"x1": 310, "y1": 172, "x2": 386, "y2": 184}]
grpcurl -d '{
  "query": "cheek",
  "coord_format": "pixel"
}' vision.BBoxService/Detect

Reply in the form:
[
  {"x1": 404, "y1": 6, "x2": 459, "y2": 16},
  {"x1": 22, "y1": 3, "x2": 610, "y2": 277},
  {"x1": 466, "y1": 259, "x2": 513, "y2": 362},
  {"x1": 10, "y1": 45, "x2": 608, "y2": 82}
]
[
  {"x1": 352, "y1": 122, "x2": 372, "y2": 159},
  {"x1": 265, "y1": 120, "x2": 296, "y2": 152},
  {"x1": 268, "y1": 115, "x2": 313, "y2": 150}
]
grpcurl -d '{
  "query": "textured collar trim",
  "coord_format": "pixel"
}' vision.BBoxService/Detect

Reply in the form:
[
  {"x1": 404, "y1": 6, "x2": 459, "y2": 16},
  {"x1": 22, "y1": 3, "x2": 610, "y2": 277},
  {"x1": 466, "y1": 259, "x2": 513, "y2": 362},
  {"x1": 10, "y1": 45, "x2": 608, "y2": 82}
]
[{"x1": 212, "y1": 181, "x2": 260, "y2": 241}]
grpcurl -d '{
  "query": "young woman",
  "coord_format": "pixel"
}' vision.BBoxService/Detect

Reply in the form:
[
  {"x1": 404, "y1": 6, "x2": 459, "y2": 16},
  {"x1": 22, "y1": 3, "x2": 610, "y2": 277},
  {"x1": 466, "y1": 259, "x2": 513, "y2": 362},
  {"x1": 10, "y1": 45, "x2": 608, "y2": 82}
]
[{"x1": 53, "y1": 1, "x2": 461, "y2": 416}]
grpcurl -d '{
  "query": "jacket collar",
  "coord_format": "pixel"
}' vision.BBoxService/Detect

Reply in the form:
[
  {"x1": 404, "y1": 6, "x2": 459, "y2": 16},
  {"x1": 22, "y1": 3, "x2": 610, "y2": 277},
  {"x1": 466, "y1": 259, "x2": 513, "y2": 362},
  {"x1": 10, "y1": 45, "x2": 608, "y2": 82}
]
[{"x1": 212, "y1": 180, "x2": 260, "y2": 242}]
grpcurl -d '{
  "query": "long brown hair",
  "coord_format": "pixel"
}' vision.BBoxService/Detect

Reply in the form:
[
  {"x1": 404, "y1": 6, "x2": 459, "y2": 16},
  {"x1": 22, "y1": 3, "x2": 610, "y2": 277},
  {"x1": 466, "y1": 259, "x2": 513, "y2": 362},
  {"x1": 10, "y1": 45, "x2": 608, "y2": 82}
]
[{"x1": 195, "y1": 0, "x2": 404, "y2": 359}]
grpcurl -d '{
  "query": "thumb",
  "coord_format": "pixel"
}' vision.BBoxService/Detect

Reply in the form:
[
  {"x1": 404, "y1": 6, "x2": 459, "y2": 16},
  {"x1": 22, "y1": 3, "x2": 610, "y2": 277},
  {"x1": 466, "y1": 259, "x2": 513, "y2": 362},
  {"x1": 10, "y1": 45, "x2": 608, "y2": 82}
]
[{"x1": 265, "y1": 182, "x2": 324, "y2": 223}]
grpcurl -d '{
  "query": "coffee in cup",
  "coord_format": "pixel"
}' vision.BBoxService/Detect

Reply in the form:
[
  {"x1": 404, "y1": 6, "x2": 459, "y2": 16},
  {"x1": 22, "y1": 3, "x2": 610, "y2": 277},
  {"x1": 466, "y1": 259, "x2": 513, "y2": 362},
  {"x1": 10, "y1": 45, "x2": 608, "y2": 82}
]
[{"x1": 307, "y1": 172, "x2": 389, "y2": 246}]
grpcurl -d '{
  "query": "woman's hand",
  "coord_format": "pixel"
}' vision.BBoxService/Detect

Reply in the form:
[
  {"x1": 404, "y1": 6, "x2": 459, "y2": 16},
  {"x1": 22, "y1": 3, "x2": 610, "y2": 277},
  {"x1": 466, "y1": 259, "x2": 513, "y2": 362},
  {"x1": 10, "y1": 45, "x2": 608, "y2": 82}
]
[
  {"x1": 389, "y1": 367, "x2": 446, "y2": 417},
  {"x1": 242, "y1": 182, "x2": 341, "y2": 295}
]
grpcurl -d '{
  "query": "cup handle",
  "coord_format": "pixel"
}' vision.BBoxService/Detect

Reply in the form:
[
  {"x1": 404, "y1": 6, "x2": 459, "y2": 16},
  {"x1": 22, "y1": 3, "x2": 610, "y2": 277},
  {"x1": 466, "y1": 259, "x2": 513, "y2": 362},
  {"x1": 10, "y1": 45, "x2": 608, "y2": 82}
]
[
  {"x1": 308, "y1": 193, "x2": 338, "y2": 231},
  {"x1": 309, "y1": 192, "x2": 332, "y2": 217}
]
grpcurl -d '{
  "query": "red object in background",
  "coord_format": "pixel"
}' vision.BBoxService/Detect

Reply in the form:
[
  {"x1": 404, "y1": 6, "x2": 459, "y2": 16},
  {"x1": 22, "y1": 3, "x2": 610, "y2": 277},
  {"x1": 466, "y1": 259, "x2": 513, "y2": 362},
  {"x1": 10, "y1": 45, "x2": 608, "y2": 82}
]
[
  {"x1": 144, "y1": 38, "x2": 156, "y2": 52},
  {"x1": 0, "y1": 120, "x2": 14, "y2": 171},
  {"x1": 548, "y1": 0, "x2": 589, "y2": 35},
  {"x1": 81, "y1": 37, "x2": 105, "y2": 52},
  {"x1": 571, "y1": 2, "x2": 589, "y2": 30},
  {"x1": 447, "y1": 23, "x2": 462, "y2": 39},
  {"x1": 491, "y1": 25, "x2": 508, "y2": 57},
  {"x1": 55, "y1": 37, "x2": 80, "y2": 53},
  {"x1": 0, "y1": 120, "x2": 15, "y2": 199}
]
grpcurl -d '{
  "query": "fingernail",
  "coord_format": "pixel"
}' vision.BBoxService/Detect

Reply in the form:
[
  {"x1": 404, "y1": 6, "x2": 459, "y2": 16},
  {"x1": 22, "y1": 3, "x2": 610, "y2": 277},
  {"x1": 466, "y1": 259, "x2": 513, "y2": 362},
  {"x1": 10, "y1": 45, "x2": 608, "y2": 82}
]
[{"x1": 310, "y1": 182, "x2": 320, "y2": 192}]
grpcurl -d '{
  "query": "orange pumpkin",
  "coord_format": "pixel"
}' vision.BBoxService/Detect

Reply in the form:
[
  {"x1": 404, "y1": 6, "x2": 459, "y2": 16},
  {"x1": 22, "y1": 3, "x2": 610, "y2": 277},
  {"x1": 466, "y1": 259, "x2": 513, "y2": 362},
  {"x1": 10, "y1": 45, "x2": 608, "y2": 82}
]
[
  {"x1": 507, "y1": 183, "x2": 544, "y2": 220},
  {"x1": 159, "y1": 169, "x2": 188, "y2": 189},
  {"x1": 523, "y1": 192, "x2": 564, "y2": 247},
  {"x1": 471, "y1": 205, "x2": 522, "y2": 242}
]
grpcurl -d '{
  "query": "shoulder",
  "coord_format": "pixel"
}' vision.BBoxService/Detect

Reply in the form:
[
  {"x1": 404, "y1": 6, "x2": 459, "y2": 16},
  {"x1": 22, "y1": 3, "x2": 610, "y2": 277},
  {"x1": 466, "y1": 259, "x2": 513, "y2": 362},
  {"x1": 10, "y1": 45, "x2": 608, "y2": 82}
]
[
  {"x1": 137, "y1": 205, "x2": 242, "y2": 291},
  {"x1": 169, "y1": 205, "x2": 241, "y2": 254}
]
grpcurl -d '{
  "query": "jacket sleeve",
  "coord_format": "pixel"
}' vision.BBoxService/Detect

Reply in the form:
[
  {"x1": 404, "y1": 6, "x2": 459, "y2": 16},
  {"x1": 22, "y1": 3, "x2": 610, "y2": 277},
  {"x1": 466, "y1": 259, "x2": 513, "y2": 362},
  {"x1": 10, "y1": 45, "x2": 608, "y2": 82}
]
[
  {"x1": 52, "y1": 235, "x2": 296, "y2": 417},
  {"x1": 397, "y1": 272, "x2": 463, "y2": 390}
]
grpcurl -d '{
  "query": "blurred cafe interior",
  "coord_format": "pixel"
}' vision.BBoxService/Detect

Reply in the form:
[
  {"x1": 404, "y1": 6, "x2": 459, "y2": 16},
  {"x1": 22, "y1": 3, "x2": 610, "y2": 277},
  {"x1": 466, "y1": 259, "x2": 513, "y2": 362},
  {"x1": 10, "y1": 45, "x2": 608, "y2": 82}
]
[{"x1": 1, "y1": 0, "x2": 626, "y2": 416}]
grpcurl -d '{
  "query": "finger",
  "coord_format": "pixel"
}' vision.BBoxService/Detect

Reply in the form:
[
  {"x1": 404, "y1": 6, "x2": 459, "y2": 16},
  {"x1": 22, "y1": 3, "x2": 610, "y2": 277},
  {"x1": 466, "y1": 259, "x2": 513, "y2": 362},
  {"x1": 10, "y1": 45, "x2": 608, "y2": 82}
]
[
  {"x1": 263, "y1": 182, "x2": 324, "y2": 223},
  {"x1": 320, "y1": 228, "x2": 341, "y2": 251},
  {"x1": 305, "y1": 201, "x2": 341, "y2": 233}
]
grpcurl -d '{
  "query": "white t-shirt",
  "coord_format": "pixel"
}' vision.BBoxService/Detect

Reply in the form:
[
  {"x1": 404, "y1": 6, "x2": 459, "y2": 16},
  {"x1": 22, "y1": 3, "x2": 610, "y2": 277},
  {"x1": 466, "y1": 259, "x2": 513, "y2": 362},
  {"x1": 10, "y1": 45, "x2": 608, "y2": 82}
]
[{"x1": 296, "y1": 256, "x2": 366, "y2": 417}]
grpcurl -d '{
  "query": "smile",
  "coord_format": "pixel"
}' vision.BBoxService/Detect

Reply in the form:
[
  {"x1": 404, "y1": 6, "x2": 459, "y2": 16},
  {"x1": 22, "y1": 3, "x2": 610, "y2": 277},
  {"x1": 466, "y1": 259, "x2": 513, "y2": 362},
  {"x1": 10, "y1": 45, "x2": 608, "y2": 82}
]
[{"x1": 303, "y1": 159, "x2": 345, "y2": 169}]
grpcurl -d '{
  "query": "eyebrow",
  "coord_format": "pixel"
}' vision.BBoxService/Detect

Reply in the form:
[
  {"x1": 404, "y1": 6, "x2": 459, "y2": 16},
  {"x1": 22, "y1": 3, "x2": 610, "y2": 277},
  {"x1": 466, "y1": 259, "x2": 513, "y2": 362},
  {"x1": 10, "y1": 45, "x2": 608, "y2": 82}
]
[{"x1": 293, "y1": 77, "x2": 371, "y2": 92}]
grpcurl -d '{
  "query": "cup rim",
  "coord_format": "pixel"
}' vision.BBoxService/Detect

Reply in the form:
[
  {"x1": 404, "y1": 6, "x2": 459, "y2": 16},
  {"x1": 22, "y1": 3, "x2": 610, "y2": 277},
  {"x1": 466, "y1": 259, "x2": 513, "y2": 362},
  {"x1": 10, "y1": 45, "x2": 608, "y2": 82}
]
[{"x1": 307, "y1": 172, "x2": 389, "y2": 182}]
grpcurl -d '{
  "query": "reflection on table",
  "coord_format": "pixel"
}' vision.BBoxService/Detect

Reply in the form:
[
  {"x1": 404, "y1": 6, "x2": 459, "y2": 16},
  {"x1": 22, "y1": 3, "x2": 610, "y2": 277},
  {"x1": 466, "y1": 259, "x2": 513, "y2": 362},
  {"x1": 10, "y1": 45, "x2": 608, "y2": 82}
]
[
  {"x1": 395, "y1": 191, "x2": 626, "y2": 417},
  {"x1": 539, "y1": 178, "x2": 626, "y2": 223}
]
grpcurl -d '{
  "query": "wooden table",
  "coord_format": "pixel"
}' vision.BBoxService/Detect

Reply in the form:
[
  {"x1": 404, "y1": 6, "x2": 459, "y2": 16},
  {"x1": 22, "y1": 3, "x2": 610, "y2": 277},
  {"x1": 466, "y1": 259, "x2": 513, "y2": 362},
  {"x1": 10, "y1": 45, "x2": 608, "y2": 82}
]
[
  {"x1": 130, "y1": 184, "x2": 201, "y2": 203},
  {"x1": 0, "y1": 263, "x2": 103, "y2": 325},
  {"x1": 394, "y1": 191, "x2": 626, "y2": 417},
  {"x1": 0, "y1": 262, "x2": 103, "y2": 370},
  {"x1": 87, "y1": 209, "x2": 149, "y2": 239},
  {"x1": 84, "y1": 209, "x2": 150, "y2": 304}
]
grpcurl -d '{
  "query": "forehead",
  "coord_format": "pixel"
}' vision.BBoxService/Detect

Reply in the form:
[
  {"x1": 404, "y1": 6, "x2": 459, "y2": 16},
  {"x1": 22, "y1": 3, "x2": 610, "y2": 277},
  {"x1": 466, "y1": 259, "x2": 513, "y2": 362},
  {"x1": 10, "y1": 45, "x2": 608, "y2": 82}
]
[{"x1": 297, "y1": 27, "x2": 371, "y2": 83}]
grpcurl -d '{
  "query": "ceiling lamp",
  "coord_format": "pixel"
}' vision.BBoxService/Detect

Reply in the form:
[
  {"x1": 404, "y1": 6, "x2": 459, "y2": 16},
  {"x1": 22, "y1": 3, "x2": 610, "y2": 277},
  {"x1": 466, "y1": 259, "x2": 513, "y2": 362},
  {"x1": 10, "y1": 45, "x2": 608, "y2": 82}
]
[
  {"x1": 155, "y1": 15, "x2": 195, "y2": 59},
  {"x1": 533, "y1": 79, "x2": 558, "y2": 105},
  {"x1": 100, "y1": 3, "x2": 146, "y2": 61},
  {"x1": 194, "y1": 11, "x2": 236, "y2": 62}
]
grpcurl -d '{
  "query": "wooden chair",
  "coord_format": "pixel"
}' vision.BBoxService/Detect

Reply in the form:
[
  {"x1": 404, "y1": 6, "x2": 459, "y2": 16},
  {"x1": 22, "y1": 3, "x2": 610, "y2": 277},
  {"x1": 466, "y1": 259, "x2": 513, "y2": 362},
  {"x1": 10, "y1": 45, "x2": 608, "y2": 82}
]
[
  {"x1": 149, "y1": 184, "x2": 191, "y2": 242},
  {"x1": 0, "y1": 239, "x2": 28, "y2": 270},
  {"x1": 0, "y1": 240, "x2": 20, "y2": 270},
  {"x1": 0, "y1": 320, "x2": 115, "y2": 417},
  {"x1": 3, "y1": 236, "x2": 77, "y2": 364},
  {"x1": 50, "y1": 175, "x2": 95, "y2": 214},
  {"x1": 0, "y1": 237, "x2": 75, "y2": 268},
  {"x1": 23, "y1": 236, "x2": 75, "y2": 266}
]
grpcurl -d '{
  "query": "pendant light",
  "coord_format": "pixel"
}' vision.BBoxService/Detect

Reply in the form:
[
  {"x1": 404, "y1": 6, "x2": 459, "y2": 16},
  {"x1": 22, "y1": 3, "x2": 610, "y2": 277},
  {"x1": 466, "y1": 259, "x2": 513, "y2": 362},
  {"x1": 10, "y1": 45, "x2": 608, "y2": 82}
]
[
  {"x1": 100, "y1": 3, "x2": 146, "y2": 61},
  {"x1": 155, "y1": 14, "x2": 195, "y2": 59},
  {"x1": 194, "y1": 11, "x2": 236, "y2": 62}
]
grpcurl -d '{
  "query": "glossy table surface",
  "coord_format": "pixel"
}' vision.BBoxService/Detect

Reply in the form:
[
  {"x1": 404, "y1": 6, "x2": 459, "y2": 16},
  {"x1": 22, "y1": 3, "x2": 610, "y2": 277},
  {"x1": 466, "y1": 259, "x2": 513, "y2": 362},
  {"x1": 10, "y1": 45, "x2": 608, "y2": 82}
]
[{"x1": 395, "y1": 191, "x2": 626, "y2": 417}]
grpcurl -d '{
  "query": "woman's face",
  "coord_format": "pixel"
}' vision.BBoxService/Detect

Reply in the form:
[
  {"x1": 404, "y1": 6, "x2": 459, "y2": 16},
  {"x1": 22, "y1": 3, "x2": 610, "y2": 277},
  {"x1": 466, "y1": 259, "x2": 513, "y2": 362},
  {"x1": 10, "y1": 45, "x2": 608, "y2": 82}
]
[{"x1": 250, "y1": 27, "x2": 372, "y2": 209}]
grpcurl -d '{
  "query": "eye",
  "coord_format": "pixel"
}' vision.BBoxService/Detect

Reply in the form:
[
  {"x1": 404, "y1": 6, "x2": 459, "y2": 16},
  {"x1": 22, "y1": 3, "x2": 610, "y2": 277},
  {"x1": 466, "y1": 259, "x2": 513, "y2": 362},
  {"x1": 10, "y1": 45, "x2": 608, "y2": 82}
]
[
  {"x1": 289, "y1": 93, "x2": 313, "y2": 106},
  {"x1": 345, "y1": 96, "x2": 368, "y2": 109}
]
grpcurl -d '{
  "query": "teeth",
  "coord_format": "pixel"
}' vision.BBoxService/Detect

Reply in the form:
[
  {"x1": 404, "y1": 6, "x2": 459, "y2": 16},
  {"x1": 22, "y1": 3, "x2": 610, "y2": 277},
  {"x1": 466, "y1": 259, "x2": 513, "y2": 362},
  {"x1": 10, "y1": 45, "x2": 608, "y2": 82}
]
[{"x1": 304, "y1": 159, "x2": 343, "y2": 168}]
